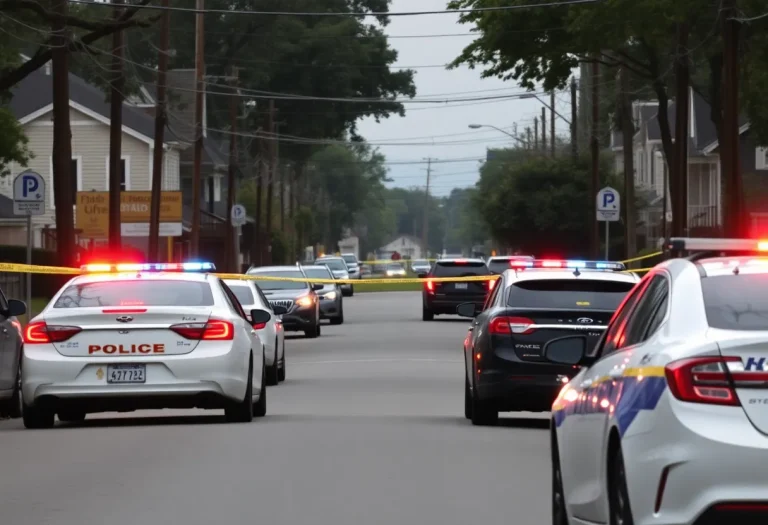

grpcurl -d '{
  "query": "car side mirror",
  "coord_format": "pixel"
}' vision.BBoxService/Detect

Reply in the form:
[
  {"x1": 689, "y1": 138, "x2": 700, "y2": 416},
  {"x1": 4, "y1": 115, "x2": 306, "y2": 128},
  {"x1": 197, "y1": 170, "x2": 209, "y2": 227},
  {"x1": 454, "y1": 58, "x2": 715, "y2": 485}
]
[
  {"x1": 250, "y1": 309, "x2": 272, "y2": 325},
  {"x1": 417, "y1": 272, "x2": 427, "y2": 279},
  {"x1": 271, "y1": 305, "x2": 288, "y2": 316},
  {"x1": 7, "y1": 299, "x2": 26, "y2": 317},
  {"x1": 542, "y1": 335, "x2": 589, "y2": 366},
  {"x1": 456, "y1": 302, "x2": 477, "y2": 318},
  {"x1": 312, "y1": 283, "x2": 324, "y2": 291}
]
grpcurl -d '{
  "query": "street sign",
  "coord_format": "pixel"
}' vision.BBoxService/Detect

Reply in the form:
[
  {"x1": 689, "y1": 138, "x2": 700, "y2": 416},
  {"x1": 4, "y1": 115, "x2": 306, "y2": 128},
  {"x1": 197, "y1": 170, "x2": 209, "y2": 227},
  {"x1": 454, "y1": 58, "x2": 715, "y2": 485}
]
[
  {"x1": 76, "y1": 191, "x2": 183, "y2": 239},
  {"x1": 596, "y1": 186, "x2": 620, "y2": 222},
  {"x1": 13, "y1": 170, "x2": 46, "y2": 216},
  {"x1": 231, "y1": 204, "x2": 247, "y2": 226}
]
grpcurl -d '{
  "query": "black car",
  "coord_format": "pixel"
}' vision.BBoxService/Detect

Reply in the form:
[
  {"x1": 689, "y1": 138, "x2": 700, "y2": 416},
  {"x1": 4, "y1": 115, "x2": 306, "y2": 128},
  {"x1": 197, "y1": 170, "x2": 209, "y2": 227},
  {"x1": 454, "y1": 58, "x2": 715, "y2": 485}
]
[
  {"x1": 246, "y1": 265, "x2": 323, "y2": 338},
  {"x1": 486, "y1": 255, "x2": 535, "y2": 275},
  {"x1": 419, "y1": 258, "x2": 492, "y2": 321},
  {"x1": 457, "y1": 260, "x2": 639, "y2": 426},
  {"x1": 0, "y1": 286, "x2": 26, "y2": 418}
]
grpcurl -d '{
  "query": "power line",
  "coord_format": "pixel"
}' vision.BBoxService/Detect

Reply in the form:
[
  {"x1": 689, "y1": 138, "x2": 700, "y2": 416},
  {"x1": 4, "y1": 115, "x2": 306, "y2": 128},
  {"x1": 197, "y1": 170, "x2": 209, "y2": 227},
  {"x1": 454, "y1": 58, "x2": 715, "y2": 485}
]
[{"x1": 69, "y1": 0, "x2": 601, "y2": 17}]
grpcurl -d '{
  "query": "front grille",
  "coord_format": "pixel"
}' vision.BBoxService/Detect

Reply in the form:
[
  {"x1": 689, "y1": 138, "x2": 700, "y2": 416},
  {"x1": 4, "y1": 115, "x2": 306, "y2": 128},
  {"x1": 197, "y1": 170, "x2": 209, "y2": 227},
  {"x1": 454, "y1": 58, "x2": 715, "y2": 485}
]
[{"x1": 269, "y1": 300, "x2": 294, "y2": 311}]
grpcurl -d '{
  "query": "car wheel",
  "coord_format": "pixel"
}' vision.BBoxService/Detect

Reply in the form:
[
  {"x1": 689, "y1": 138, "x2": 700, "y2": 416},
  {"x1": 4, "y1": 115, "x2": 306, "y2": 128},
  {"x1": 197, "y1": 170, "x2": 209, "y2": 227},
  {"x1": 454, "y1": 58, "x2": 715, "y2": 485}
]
[
  {"x1": 349, "y1": 285, "x2": 354, "y2": 297},
  {"x1": 253, "y1": 358, "x2": 267, "y2": 418},
  {"x1": 22, "y1": 402, "x2": 55, "y2": 429},
  {"x1": 470, "y1": 374, "x2": 498, "y2": 426},
  {"x1": 316, "y1": 322, "x2": 321, "y2": 337},
  {"x1": 278, "y1": 341, "x2": 286, "y2": 382},
  {"x1": 464, "y1": 374, "x2": 472, "y2": 420},
  {"x1": 552, "y1": 431, "x2": 569, "y2": 525},
  {"x1": 225, "y1": 355, "x2": 254, "y2": 423},
  {"x1": 331, "y1": 303, "x2": 344, "y2": 325},
  {"x1": 58, "y1": 410, "x2": 86, "y2": 423},
  {"x1": 7, "y1": 359, "x2": 22, "y2": 419},
  {"x1": 608, "y1": 444, "x2": 634, "y2": 525},
  {"x1": 266, "y1": 341, "x2": 279, "y2": 386},
  {"x1": 422, "y1": 306, "x2": 434, "y2": 321},
  {"x1": 304, "y1": 318, "x2": 319, "y2": 338}
]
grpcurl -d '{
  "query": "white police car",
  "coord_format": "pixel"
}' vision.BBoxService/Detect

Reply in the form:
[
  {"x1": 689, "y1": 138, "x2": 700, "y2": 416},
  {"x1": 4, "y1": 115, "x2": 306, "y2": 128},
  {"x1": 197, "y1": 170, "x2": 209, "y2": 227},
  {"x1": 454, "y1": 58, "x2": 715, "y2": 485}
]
[
  {"x1": 22, "y1": 262, "x2": 270, "y2": 428},
  {"x1": 546, "y1": 239, "x2": 768, "y2": 525}
]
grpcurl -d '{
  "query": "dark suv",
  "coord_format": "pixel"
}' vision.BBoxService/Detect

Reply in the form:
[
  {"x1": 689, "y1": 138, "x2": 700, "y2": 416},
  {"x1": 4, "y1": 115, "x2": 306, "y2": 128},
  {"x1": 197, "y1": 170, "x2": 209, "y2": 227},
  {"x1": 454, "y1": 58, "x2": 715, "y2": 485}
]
[{"x1": 419, "y1": 259, "x2": 492, "y2": 321}]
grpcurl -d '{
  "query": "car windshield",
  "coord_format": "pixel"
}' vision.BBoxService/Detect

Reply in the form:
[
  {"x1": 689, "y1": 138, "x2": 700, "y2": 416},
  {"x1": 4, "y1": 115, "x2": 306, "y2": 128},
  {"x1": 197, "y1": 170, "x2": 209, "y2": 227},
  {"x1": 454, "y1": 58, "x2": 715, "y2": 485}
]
[
  {"x1": 248, "y1": 270, "x2": 309, "y2": 290},
  {"x1": 54, "y1": 280, "x2": 214, "y2": 308},
  {"x1": 388, "y1": 263, "x2": 403, "y2": 270},
  {"x1": 316, "y1": 259, "x2": 346, "y2": 271},
  {"x1": 342, "y1": 255, "x2": 358, "y2": 265},
  {"x1": 227, "y1": 284, "x2": 255, "y2": 306},
  {"x1": 303, "y1": 267, "x2": 333, "y2": 279},
  {"x1": 412, "y1": 259, "x2": 428, "y2": 266},
  {"x1": 432, "y1": 261, "x2": 489, "y2": 277},
  {"x1": 702, "y1": 274, "x2": 768, "y2": 330},
  {"x1": 507, "y1": 279, "x2": 634, "y2": 310}
]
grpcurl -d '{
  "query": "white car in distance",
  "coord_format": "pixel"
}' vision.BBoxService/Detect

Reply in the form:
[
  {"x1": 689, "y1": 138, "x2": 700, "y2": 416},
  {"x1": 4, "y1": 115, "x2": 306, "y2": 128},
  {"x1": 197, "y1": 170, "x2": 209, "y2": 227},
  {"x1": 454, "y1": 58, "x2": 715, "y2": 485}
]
[
  {"x1": 224, "y1": 278, "x2": 287, "y2": 385},
  {"x1": 21, "y1": 262, "x2": 269, "y2": 428}
]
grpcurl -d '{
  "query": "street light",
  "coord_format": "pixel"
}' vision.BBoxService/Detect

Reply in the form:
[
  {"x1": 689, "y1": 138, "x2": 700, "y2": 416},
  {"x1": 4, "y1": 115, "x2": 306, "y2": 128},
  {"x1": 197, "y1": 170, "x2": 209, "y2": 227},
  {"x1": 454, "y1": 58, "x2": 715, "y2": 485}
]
[
  {"x1": 468, "y1": 124, "x2": 528, "y2": 146},
  {"x1": 518, "y1": 93, "x2": 571, "y2": 125}
]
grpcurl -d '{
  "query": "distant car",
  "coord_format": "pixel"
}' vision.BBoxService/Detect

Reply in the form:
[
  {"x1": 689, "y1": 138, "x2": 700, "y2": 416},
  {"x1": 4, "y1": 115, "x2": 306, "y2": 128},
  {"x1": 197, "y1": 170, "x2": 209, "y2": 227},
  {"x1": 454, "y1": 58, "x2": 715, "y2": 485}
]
[
  {"x1": 341, "y1": 253, "x2": 361, "y2": 280},
  {"x1": 301, "y1": 265, "x2": 344, "y2": 325},
  {"x1": 0, "y1": 288, "x2": 26, "y2": 419},
  {"x1": 360, "y1": 264, "x2": 372, "y2": 278},
  {"x1": 411, "y1": 259, "x2": 431, "y2": 274},
  {"x1": 315, "y1": 256, "x2": 354, "y2": 297},
  {"x1": 385, "y1": 262, "x2": 406, "y2": 277},
  {"x1": 246, "y1": 265, "x2": 323, "y2": 338},
  {"x1": 486, "y1": 255, "x2": 535, "y2": 274},
  {"x1": 224, "y1": 279, "x2": 286, "y2": 385},
  {"x1": 420, "y1": 258, "x2": 493, "y2": 321}
]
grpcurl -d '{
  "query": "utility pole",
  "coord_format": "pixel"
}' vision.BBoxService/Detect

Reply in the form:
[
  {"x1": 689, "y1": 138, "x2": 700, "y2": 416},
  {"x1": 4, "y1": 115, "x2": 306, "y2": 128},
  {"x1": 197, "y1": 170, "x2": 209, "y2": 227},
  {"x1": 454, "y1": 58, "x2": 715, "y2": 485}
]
[
  {"x1": 590, "y1": 60, "x2": 600, "y2": 259},
  {"x1": 541, "y1": 107, "x2": 547, "y2": 154},
  {"x1": 421, "y1": 158, "x2": 432, "y2": 257},
  {"x1": 673, "y1": 23, "x2": 690, "y2": 238},
  {"x1": 534, "y1": 117, "x2": 539, "y2": 151},
  {"x1": 526, "y1": 127, "x2": 532, "y2": 149},
  {"x1": 571, "y1": 76, "x2": 578, "y2": 159},
  {"x1": 265, "y1": 100, "x2": 276, "y2": 264},
  {"x1": 278, "y1": 124, "x2": 284, "y2": 233},
  {"x1": 190, "y1": 0, "x2": 205, "y2": 257},
  {"x1": 51, "y1": 0, "x2": 75, "y2": 267},
  {"x1": 723, "y1": 0, "x2": 744, "y2": 237},
  {"x1": 108, "y1": 0, "x2": 124, "y2": 253},
  {"x1": 225, "y1": 67, "x2": 239, "y2": 272},
  {"x1": 148, "y1": 0, "x2": 170, "y2": 261},
  {"x1": 619, "y1": 65, "x2": 636, "y2": 260},
  {"x1": 550, "y1": 91, "x2": 556, "y2": 157}
]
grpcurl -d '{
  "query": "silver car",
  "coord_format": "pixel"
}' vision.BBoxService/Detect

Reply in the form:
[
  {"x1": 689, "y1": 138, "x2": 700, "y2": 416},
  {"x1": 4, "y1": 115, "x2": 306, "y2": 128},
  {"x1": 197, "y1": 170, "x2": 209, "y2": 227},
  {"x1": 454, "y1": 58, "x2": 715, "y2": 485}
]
[
  {"x1": 315, "y1": 257, "x2": 354, "y2": 297},
  {"x1": 301, "y1": 265, "x2": 344, "y2": 325},
  {"x1": 341, "y1": 253, "x2": 361, "y2": 280},
  {"x1": 547, "y1": 237, "x2": 768, "y2": 525}
]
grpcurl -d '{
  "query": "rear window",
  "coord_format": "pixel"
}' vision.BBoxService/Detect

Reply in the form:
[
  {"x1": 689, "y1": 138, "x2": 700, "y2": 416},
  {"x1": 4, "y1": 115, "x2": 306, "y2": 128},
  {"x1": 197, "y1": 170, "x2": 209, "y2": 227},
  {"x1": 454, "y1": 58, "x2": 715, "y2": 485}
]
[
  {"x1": 342, "y1": 255, "x2": 357, "y2": 265},
  {"x1": 54, "y1": 280, "x2": 214, "y2": 308},
  {"x1": 507, "y1": 279, "x2": 634, "y2": 310},
  {"x1": 316, "y1": 259, "x2": 346, "y2": 271},
  {"x1": 488, "y1": 260, "x2": 511, "y2": 274},
  {"x1": 249, "y1": 270, "x2": 308, "y2": 290},
  {"x1": 702, "y1": 274, "x2": 768, "y2": 330},
  {"x1": 432, "y1": 261, "x2": 489, "y2": 277},
  {"x1": 303, "y1": 267, "x2": 333, "y2": 279},
  {"x1": 228, "y1": 285, "x2": 255, "y2": 306}
]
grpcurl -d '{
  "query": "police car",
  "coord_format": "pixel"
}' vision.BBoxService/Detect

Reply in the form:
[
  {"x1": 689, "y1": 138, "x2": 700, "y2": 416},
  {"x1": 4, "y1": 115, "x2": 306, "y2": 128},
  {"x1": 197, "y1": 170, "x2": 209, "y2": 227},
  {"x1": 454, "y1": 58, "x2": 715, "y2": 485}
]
[
  {"x1": 21, "y1": 262, "x2": 271, "y2": 428},
  {"x1": 457, "y1": 259, "x2": 640, "y2": 426},
  {"x1": 546, "y1": 239, "x2": 768, "y2": 525}
]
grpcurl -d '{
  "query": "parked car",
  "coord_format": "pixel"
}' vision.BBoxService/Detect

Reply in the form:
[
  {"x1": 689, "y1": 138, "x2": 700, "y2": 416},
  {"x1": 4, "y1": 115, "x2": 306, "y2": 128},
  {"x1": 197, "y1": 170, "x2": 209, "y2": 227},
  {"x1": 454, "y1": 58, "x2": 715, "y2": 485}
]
[
  {"x1": 0, "y1": 288, "x2": 25, "y2": 418},
  {"x1": 315, "y1": 256, "x2": 354, "y2": 297},
  {"x1": 341, "y1": 253, "x2": 361, "y2": 280},
  {"x1": 301, "y1": 265, "x2": 344, "y2": 325}
]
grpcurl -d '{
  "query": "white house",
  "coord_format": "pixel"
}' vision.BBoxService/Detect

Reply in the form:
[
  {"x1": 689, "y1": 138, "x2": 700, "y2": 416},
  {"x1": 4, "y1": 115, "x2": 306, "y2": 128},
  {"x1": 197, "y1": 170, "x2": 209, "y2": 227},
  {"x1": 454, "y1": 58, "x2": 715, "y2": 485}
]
[
  {"x1": 1, "y1": 62, "x2": 184, "y2": 248},
  {"x1": 377, "y1": 235, "x2": 423, "y2": 260}
]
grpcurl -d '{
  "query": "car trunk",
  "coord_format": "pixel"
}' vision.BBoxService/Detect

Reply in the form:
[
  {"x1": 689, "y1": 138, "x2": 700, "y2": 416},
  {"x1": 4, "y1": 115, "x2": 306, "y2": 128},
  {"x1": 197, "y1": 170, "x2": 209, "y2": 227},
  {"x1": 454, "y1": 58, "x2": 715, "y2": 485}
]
[
  {"x1": 716, "y1": 333, "x2": 768, "y2": 434},
  {"x1": 43, "y1": 306, "x2": 212, "y2": 357}
]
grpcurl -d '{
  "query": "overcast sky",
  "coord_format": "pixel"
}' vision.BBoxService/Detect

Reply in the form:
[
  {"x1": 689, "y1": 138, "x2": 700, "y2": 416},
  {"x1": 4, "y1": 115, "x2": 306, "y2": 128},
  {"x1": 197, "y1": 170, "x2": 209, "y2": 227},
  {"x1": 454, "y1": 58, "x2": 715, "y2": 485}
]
[{"x1": 356, "y1": 0, "x2": 571, "y2": 197}]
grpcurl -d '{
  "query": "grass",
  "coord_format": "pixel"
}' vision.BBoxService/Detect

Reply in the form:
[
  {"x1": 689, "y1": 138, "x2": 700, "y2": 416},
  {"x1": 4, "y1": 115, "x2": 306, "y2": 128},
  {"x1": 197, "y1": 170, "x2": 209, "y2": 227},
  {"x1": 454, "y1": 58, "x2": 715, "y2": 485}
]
[
  {"x1": 355, "y1": 279, "x2": 423, "y2": 293},
  {"x1": 18, "y1": 298, "x2": 51, "y2": 325}
]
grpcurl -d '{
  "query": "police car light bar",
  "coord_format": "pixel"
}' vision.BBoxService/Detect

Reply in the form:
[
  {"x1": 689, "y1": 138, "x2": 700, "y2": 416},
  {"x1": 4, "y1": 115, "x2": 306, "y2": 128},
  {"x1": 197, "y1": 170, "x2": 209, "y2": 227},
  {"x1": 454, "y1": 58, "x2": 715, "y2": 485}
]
[
  {"x1": 509, "y1": 259, "x2": 626, "y2": 271},
  {"x1": 81, "y1": 262, "x2": 216, "y2": 273},
  {"x1": 666, "y1": 238, "x2": 768, "y2": 253}
]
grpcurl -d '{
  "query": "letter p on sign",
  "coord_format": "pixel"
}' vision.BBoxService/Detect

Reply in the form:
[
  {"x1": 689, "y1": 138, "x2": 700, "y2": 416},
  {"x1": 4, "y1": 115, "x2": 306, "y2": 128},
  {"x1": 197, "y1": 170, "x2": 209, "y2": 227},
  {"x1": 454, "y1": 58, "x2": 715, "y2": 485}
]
[{"x1": 22, "y1": 174, "x2": 39, "y2": 197}]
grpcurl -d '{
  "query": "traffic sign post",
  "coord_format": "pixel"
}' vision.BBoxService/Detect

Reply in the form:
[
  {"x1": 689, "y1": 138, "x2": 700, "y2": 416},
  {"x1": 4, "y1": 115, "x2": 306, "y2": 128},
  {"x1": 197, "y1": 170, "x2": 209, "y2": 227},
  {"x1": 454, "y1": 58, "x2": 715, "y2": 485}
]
[
  {"x1": 231, "y1": 204, "x2": 246, "y2": 227},
  {"x1": 13, "y1": 170, "x2": 46, "y2": 313},
  {"x1": 596, "y1": 186, "x2": 620, "y2": 260},
  {"x1": 230, "y1": 205, "x2": 247, "y2": 271}
]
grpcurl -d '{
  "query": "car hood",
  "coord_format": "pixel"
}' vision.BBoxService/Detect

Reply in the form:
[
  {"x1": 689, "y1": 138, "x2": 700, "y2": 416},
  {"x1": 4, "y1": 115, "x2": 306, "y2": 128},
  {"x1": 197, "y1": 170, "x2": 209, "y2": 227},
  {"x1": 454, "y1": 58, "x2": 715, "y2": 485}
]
[
  {"x1": 331, "y1": 270, "x2": 348, "y2": 277},
  {"x1": 261, "y1": 289, "x2": 311, "y2": 300}
]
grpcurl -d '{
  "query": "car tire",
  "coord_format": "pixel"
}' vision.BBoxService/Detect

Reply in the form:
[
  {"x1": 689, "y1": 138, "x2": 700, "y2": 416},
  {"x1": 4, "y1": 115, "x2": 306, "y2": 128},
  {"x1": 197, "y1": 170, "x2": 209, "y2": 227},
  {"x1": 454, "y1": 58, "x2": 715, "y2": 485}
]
[
  {"x1": 304, "y1": 318, "x2": 319, "y2": 338},
  {"x1": 608, "y1": 444, "x2": 635, "y2": 525},
  {"x1": 253, "y1": 358, "x2": 267, "y2": 418},
  {"x1": 58, "y1": 410, "x2": 86, "y2": 423},
  {"x1": 464, "y1": 374, "x2": 472, "y2": 420},
  {"x1": 470, "y1": 376, "x2": 498, "y2": 426},
  {"x1": 552, "y1": 431, "x2": 569, "y2": 525},
  {"x1": 22, "y1": 402, "x2": 55, "y2": 429},
  {"x1": 6, "y1": 359, "x2": 22, "y2": 419},
  {"x1": 316, "y1": 322, "x2": 321, "y2": 337},
  {"x1": 266, "y1": 341, "x2": 279, "y2": 386},
  {"x1": 278, "y1": 341, "x2": 286, "y2": 382},
  {"x1": 225, "y1": 355, "x2": 254, "y2": 423},
  {"x1": 422, "y1": 307, "x2": 434, "y2": 321},
  {"x1": 349, "y1": 285, "x2": 354, "y2": 297},
  {"x1": 331, "y1": 304, "x2": 344, "y2": 325}
]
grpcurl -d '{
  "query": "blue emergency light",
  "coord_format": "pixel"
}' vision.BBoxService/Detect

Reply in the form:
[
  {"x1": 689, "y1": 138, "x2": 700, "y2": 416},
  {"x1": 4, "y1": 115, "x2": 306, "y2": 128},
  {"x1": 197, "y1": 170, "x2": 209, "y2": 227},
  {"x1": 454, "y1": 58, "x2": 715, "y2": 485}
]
[
  {"x1": 509, "y1": 259, "x2": 626, "y2": 271},
  {"x1": 81, "y1": 262, "x2": 216, "y2": 273}
]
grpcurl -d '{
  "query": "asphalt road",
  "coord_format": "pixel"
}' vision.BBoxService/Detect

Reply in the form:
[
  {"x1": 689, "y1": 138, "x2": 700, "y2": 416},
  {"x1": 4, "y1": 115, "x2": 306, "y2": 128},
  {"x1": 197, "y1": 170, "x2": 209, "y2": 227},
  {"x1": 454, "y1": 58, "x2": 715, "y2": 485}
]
[{"x1": 0, "y1": 291, "x2": 550, "y2": 525}]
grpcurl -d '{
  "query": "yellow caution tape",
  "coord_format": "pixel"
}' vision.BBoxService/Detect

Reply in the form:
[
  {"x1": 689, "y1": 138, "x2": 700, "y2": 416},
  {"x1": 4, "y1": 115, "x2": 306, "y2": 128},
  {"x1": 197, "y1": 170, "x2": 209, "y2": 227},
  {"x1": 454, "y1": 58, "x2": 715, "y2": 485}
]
[
  {"x1": 0, "y1": 262, "x2": 79, "y2": 275},
  {"x1": 620, "y1": 251, "x2": 663, "y2": 264}
]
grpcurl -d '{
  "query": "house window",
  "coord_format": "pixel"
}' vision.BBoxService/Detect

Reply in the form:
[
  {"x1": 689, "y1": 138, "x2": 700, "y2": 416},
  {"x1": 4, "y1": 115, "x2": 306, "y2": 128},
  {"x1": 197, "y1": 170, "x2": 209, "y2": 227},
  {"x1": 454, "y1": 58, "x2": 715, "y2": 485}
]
[
  {"x1": 105, "y1": 157, "x2": 130, "y2": 191},
  {"x1": 756, "y1": 147, "x2": 768, "y2": 170}
]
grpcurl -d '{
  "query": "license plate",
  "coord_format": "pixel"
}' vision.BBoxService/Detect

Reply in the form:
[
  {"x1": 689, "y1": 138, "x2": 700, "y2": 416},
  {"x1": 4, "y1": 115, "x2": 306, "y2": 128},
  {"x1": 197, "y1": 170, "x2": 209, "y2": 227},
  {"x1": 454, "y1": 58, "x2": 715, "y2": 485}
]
[
  {"x1": 107, "y1": 364, "x2": 146, "y2": 384},
  {"x1": 455, "y1": 283, "x2": 468, "y2": 290}
]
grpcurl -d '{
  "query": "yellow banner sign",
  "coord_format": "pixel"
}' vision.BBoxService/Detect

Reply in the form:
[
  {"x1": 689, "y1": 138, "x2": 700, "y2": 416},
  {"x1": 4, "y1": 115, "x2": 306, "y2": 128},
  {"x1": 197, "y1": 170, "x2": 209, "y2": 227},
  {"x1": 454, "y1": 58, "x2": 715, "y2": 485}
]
[{"x1": 76, "y1": 191, "x2": 183, "y2": 239}]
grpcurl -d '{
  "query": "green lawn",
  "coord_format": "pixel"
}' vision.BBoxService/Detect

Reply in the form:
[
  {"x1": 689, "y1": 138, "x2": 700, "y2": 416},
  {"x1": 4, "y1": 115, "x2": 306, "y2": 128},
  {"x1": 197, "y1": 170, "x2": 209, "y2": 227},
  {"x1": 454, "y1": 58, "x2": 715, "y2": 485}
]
[
  {"x1": 18, "y1": 298, "x2": 51, "y2": 325},
  {"x1": 355, "y1": 280, "x2": 423, "y2": 292}
]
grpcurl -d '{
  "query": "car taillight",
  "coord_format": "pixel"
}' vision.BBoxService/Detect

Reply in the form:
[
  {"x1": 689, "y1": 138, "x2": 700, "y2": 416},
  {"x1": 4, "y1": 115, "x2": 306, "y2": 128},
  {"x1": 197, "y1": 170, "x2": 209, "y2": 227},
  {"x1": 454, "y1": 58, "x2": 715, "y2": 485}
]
[
  {"x1": 425, "y1": 280, "x2": 434, "y2": 293},
  {"x1": 488, "y1": 278, "x2": 496, "y2": 291},
  {"x1": 665, "y1": 356, "x2": 741, "y2": 406},
  {"x1": 489, "y1": 316, "x2": 535, "y2": 335},
  {"x1": 24, "y1": 322, "x2": 82, "y2": 344},
  {"x1": 170, "y1": 320, "x2": 234, "y2": 341}
]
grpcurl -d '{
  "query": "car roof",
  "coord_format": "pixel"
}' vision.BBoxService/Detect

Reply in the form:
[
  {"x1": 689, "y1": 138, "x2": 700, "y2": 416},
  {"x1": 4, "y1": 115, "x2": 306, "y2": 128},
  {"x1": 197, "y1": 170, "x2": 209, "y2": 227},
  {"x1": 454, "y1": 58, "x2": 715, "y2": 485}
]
[
  {"x1": 223, "y1": 278, "x2": 255, "y2": 287},
  {"x1": 301, "y1": 265, "x2": 333, "y2": 272},
  {"x1": 488, "y1": 255, "x2": 534, "y2": 261},
  {"x1": 340, "y1": 253, "x2": 357, "y2": 257},
  {"x1": 435, "y1": 258, "x2": 485, "y2": 264},
  {"x1": 247, "y1": 265, "x2": 302, "y2": 273},
  {"x1": 503, "y1": 268, "x2": 640, "y2": 283},
  {"x1": 69, "y1": 271, "x2": 213, "y2": 285}
]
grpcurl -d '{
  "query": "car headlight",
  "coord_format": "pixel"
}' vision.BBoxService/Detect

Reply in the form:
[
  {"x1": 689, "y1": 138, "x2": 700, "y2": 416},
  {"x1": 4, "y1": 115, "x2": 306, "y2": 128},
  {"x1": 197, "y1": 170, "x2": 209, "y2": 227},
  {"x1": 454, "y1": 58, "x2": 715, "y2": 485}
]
[
  {"x1": 323, "y1": 291, "x2": 338, "y2": 300},
  {"x1": 295, "y1": 295, "x2": 314, "y2": 307}
]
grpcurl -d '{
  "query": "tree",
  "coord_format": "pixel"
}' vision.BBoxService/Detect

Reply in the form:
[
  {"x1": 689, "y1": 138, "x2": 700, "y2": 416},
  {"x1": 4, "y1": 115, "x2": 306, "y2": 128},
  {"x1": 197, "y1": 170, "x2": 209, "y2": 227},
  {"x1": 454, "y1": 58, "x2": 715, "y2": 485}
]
[{"x1": 0, "y1": 108, "x2": 30, "y2": 177}]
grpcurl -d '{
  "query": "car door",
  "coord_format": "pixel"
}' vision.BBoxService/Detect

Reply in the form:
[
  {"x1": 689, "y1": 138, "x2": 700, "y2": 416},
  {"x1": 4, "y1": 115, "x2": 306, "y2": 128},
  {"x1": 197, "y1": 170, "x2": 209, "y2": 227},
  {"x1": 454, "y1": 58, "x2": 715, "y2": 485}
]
[
  {"x1": 559, "y1": 275, "x2": 652, "y2": 521},
  {"x1": 252, "y1": 283, "x2": 278, "y2": 359},
  {"x1": 0, "y1": 288, "x2": 14, "y2": 390},
  {"x1": 218, "y1": 280, "x2": 260, "y2": 356}
]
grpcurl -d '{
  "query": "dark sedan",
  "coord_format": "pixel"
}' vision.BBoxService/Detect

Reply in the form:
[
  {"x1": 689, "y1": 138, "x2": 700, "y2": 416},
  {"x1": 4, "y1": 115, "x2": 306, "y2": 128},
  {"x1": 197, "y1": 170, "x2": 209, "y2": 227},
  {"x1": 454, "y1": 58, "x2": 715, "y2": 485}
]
[{"x1": 420, "y1": 258, "x2": 493, "y2": 321}]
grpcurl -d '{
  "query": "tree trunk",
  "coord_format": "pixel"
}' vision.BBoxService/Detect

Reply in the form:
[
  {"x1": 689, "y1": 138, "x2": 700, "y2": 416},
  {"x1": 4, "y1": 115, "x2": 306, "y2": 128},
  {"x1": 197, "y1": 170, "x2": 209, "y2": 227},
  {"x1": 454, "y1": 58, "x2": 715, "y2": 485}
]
[
  {"x1": 619, "y1": 66, "x2": 637, "y2": 260},
  {"x1": 673, "y1": 23, "x2": 690, "y2": 237}
]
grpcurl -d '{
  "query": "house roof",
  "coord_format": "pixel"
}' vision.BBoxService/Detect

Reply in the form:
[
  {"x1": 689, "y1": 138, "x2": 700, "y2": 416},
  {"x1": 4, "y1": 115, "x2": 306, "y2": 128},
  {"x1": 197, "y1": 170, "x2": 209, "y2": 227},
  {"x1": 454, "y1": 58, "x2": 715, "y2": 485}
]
[{"x1": 8, "y1": 66, "x2": 159, "y2": 143}]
